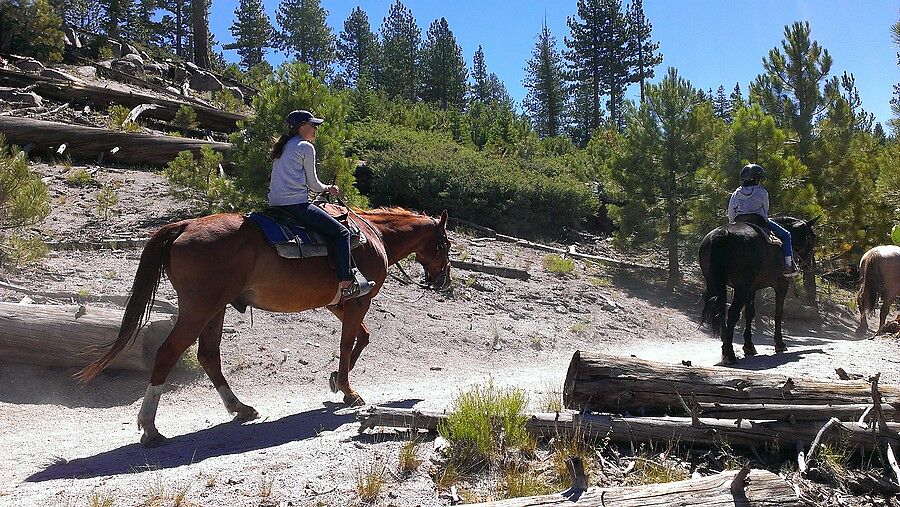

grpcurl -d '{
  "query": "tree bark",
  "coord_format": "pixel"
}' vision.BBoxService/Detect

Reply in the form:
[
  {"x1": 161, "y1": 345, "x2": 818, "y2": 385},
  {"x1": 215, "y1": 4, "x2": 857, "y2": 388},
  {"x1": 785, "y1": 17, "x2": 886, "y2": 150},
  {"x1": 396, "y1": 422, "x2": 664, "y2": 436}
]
[
  {"x1": 697, "y1": 402, "x2": 898, "y2": 422},
  {"x1": 0, "y1": 68, "x2": 247, "y2": 132},
  {"x1": 467, "y1": 469, "x2": 801, "y2": 507},
  {"x1": 563, "y1": 351, "x2": 900, "y2": 416},
  {"x1": 191, "y1": 0, "x2": 211, "y2": 69},
  {"x1": 0, "y1": 302, "x2": 172, "y2": 370},
  {"x1": 0, "y1": 116, "x2": 232, "y2": 167}
]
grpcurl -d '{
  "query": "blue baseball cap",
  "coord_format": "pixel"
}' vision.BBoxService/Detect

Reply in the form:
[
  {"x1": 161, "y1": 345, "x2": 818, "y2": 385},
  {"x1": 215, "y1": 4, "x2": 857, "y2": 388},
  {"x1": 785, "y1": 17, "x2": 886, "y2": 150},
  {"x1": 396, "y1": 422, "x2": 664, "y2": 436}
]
[{"x1": 286, "y1": 110, "x2": 324, "y2": 128}]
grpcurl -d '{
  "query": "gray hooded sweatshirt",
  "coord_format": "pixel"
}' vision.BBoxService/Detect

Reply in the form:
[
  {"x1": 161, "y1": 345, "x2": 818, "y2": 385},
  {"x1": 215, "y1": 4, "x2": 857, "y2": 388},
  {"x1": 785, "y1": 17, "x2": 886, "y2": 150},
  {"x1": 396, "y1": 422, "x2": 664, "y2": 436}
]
[{"x1": 727, "y1": 185, "x2": 769, "y2": 223}]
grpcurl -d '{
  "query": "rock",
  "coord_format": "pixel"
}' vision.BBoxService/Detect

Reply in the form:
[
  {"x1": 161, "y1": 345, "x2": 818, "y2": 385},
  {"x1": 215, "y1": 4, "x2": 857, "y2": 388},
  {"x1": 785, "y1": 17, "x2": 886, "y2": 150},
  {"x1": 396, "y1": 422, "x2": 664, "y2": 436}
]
[
  {"x1": 110, "y1": 59, "x2": 140, "y2": 75},
  {"x1": 0, "y1": 88, "x2": 42, "y2": 107},
  {"x1": 124, "y1": 43, "x2": 141, "y2": 56},
  {"x1": 122, "y1": 53, "x2": 144, "y2": 66},
  {"x1": 14, "y1": 58, "x2": 44, "y2": 73},
  {"x1": 62, "y1": 26, "x2": 81, "y2": 47},
  {"x1": 184, "y1": 61, "x2": 200, "y2": 72},
  {"x1": 40, "y1": 68, "x2": 85, "y2": 84},
  {"x1": 73, "y1": 66, "x2": 97, "y2": 79},
  {"x1": 144, "y1": 63, "x2": 164, "y2": 76},
  {"x1": 189, "y1": 71, "x2": 223, "y2": 92}
]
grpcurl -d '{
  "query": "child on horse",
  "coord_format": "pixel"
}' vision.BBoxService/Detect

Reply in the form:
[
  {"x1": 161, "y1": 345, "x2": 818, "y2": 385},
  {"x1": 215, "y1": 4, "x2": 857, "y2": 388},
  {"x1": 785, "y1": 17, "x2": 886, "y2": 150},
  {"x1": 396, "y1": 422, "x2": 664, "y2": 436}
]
[
  {"x1": 727, "y1": 163, "x2": 799, "y2": 277},
  {"x1": 268, "y1": 109, "x2": 375, "y2": 300}
]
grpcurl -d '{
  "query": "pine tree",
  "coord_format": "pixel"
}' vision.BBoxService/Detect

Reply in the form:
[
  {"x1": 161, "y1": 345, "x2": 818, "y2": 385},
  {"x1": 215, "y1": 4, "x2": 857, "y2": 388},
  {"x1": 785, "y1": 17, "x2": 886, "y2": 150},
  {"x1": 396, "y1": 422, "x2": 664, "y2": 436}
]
[
  {"x1": 0, "y1": 0, "x2": 65, "y2": 62},
  {"x1": 471, "y1": 45, "x2": 490, "y2": 103},
  {"x1": 730, "y1": 82, "x2": 745, "y2": 110},
  {"x1": 523, "y1": 20, "x2": 568, "y2": 138},
  {"x1": 565, "y1": 0, "x2": 631, "y2": 137},
  {"x1": 626, "y1": 0, "x2": 662, "y2": 103},
  {"x1": 486, "y1": 73, "x2": 512, "y2": 106},
  {"x1": 379, "y1": 0, "x2": 420, "y2": 100},
  {"x1": 712, "y1": 84, "x2": 732, "y2": 122},
  {"x1": 336, "y1": 6, "x2": 378, "y2": 87},
  {"x1": 51, "y1": 0, "x2": 102, "y2": 32},
  {"x1": 750, "y1": 21, "x2": 832, "y2": 169},
  {"x1": 158, "y1": 0, "x2": 193, "y2": 58},
  {"x1": 276, "y1": 0, "x2": 334, "y2": 78},
  {"x1": 612, "y1": 68, "x2": 719, "y2": 284},
  {"x1": 889, "y1": 19, "x2": 900, "y2": 134},
  {"x1": 225, "y1": 0, "x2": 273, "y2": 70},
  {"x1": 191, "y1": 0, "x2": 210, "y2": 68},
  {"x1": 419, "y1": 17, "x2": 468, "y2": 109}
]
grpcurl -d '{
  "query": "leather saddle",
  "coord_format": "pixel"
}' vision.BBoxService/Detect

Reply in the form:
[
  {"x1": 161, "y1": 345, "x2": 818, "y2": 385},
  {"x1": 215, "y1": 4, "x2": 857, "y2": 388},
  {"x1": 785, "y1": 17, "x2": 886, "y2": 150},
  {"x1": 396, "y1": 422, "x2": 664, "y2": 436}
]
[
  {"x1": 247, "y1": 202, "x2": 367, "y2": 259},
  {"x1": 733, "y1": 214, "x2": 782, "y2": 248}
]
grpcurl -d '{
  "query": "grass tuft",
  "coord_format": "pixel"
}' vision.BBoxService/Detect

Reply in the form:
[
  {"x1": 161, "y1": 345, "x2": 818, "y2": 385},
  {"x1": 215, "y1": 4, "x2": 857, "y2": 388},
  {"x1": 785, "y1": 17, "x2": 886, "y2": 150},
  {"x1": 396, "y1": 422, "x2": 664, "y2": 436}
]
[
  {"x1": 500, "y1": 463, "x2": 553, "y2": 499},
  {"x1": 398, "y1": 437, "x2": 423, "y2": 475},
  {"x1": 355, "y1": 459, "x2": 388, "y2": 503},
  {"x1": 543, "y1": 254, "x2": 575, "y2": 276}
]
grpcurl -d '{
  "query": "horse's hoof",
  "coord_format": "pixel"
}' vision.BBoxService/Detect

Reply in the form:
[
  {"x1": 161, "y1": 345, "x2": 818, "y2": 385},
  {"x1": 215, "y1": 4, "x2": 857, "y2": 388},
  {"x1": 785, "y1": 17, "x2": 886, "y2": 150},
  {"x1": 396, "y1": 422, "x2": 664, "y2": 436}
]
[
  {"x1": 328, "y1": 371, "x2": 339, "y2": 394},
  {"x1": 743, "y1": 345, "x2": 757, "y2": 356},
  {"x1": 233, "y1": 404, "x2": 259, "y2": 422},
  {"x1": 343, "y1": 393, "x2": 365, "y2": 407},
  {"x1": 855, "y1": 327, "x2": 869, "y2": 337},
  {"x1": 721, "y1": 355, "x2": 737, "y2": 366},
  {"x1": 774, "y1": 344, "x2": 788, "y2": 353},
  {"x1": 140, "y1": 432, "x2": 168, "y2": 448}
]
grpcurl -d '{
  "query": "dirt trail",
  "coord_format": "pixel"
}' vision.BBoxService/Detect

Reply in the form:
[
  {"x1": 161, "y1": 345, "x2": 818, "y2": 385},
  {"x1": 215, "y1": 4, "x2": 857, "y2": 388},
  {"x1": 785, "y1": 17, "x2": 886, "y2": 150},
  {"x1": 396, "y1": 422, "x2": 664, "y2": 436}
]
[{"x1": 1, "y1": 165, "x2": 897, "y2": 506}]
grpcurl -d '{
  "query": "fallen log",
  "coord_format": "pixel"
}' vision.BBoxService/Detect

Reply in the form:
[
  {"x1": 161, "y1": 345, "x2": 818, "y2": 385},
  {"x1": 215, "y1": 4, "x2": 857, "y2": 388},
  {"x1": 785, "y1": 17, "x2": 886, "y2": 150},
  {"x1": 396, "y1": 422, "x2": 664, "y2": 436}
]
[
  {"x1": 0, "y1": 302, "x2": 171, "y2": 370},
  {"x1": 563, "y1": 352, "x2": 900, "y2": 417},
  {"x1": 468, "y1": 469, "x2": 801, "y2": 507},
  {"x1": 697, "y1": 402, "x2": 899, "y2": 422},
  {"x1": 450, "y1": 260, "x2": 530, "y2": 280},
  {"x1": 0, "y1": 67, "x2": 247, "y2": 132},
  {"x1": 0, "y1": 280, "x2": 176, "y2": 314},
  {"x1": 0, "y1": 116, "x2": 232, "y2": 167},
  {"x1": 358, "y1": 406, "x2": 900, "y2": 452}
]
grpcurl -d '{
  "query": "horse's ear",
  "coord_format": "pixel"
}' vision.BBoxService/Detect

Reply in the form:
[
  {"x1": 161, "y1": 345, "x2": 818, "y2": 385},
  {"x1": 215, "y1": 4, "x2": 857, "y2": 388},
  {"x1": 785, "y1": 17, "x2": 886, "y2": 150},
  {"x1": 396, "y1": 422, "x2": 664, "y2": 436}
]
[
  {"x1": 439, "y1": 209, "x2": 448, "y2": 227},
  {"x1": 806, "y1": 215, "x2": 822, "y2": 228}
]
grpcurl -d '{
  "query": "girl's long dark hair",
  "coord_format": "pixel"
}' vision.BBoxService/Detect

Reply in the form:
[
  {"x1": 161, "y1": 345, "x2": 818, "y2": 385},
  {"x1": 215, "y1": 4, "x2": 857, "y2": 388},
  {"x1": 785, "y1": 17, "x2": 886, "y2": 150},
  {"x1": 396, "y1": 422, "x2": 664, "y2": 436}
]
[{"x1": 270, "y1": 129, "x2": 298, "y2": 160}]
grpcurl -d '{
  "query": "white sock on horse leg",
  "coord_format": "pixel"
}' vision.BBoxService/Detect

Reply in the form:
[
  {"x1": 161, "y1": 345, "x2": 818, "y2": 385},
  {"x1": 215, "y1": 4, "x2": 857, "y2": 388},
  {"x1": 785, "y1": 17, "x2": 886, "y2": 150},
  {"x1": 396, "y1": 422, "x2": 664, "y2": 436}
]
[
  {"x1": 216, "y1": 385, "x2": 241, "y2": 412},
  {"x1": 138, "y1": 384, "x2": 164, "y2": 430},
  {"x1": 785, "y1": 256, "x2": 792, "y2": 266}
]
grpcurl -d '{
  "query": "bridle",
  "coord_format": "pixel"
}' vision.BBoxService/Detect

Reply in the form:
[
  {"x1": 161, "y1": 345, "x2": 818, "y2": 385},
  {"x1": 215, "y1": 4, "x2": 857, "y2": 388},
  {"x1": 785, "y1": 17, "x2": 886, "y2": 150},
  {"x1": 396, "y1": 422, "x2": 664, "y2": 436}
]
[{"x1": 392, "y1": 217, "x2": 452, "y2": 291}]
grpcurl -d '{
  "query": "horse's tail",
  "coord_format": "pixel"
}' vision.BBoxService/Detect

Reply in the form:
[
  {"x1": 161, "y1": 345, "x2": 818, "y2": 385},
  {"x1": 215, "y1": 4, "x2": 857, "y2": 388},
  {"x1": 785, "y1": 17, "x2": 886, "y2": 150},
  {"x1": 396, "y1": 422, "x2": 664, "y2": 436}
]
[
  {"x1": 857, "y1": 253, "x2": 880, "y2": 316},
  {"x1": 76, "y1": 222, "x2": 188, "y2": 383},
  {"x1": 700, "y1": 237, "x2": 728, "y2": 336}
]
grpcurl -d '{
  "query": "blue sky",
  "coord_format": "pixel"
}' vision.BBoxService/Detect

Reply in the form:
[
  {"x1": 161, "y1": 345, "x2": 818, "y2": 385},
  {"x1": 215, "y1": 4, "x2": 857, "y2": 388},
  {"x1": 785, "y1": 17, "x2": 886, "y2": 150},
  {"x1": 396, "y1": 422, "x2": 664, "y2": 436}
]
[{"x1": 209, "y1": 0, "x2": 899, "y2": 126}]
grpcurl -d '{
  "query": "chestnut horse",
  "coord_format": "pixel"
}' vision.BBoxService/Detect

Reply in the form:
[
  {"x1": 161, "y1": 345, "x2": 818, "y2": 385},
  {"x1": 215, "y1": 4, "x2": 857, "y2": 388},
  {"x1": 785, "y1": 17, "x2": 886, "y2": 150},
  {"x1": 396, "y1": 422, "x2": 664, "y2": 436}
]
[
  {"x1": 77, "y1": 207, "x2": 451, "y2": 447},
  {"x1": 856, "y1": 245, "x2": 900, "y2": 335}
]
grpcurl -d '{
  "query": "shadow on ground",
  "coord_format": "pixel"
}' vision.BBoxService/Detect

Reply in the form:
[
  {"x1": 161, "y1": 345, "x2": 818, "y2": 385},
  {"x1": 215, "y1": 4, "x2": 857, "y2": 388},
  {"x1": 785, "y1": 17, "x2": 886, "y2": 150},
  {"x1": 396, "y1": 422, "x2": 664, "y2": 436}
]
[{"x1": 25, "y1": 399, "x2": 421, "y2": 482}]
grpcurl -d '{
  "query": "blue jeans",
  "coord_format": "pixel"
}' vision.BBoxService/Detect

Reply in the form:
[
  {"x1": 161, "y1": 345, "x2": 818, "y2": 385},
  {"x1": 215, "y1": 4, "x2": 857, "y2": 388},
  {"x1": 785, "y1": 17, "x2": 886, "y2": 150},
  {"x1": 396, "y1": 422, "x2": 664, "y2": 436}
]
[
  {"x1": 766, "y1": 218, "x2": 793, "y2": 259},
  {"x1": 276, "y1": 203, "x2": 352, "y2": 281}
]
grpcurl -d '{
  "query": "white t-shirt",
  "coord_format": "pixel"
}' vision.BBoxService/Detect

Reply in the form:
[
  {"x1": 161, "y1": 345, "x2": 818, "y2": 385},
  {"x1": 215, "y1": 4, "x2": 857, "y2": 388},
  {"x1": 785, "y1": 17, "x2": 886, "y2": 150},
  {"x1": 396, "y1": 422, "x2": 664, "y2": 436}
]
[
  {"x1": 727, "y1": 185, "x2": 770, "y2": 223},
  {"x1": 267, "y1": 136, "x2": 327, "y2": 206}
]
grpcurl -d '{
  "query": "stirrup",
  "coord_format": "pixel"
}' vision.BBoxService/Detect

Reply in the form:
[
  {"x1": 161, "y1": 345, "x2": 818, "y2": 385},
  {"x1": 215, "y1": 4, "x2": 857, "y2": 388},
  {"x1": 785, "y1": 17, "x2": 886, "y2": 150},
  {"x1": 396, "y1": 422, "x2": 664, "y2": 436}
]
[
  {"x1": 782, "y1": 266, "x2": 800, "y2": 278},
  {"x1": 341, "y1": 269, "x2": 375, "y2": 301}
]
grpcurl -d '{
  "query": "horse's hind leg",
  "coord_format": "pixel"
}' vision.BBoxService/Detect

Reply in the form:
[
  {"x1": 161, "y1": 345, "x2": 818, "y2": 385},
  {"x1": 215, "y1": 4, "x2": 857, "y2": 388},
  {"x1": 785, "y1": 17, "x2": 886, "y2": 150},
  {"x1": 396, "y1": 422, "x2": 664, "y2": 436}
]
[
  {"x1": 138, "y1": 310, "x2": 212, "y2": 447},
  {"x1": 197, "y1": 308, "x2": 258, "y2": 421},
  {"x1": 742, "y1": 292, "x2": 757, "y2": 356},
  {"x1": 876, "y1": 286, "x2": 899, "y2": 334},
  {"x1": 722, "y1": 290, "x2": 748, "y2": 364}
]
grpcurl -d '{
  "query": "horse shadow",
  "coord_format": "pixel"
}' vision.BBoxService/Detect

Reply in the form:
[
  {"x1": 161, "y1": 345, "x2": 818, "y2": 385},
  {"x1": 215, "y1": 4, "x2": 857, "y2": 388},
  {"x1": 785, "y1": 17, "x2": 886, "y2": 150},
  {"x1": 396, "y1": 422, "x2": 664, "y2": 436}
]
[
  {"x1": 725, "y1": 348, "x2": 826, "y2": 371},
  {"x1": 25, "y1": 398, "x2": 422, "y2": 482}
]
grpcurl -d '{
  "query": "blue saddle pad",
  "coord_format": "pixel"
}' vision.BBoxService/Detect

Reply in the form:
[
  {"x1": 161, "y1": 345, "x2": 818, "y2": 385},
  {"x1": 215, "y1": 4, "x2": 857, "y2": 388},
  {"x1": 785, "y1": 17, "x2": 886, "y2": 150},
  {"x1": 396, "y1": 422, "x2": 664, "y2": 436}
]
[{"x1": 247, "y1": 212, "x2": 320, "y2": 246}]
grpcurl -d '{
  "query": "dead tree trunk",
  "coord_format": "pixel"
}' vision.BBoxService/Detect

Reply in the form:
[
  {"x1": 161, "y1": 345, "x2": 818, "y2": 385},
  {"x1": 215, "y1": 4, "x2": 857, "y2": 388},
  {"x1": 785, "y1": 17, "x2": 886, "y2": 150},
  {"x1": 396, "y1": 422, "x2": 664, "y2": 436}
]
[
  {"x1": 0, "y1": 68, "x2": 247, "y2": 132},
  {"x1": 0, "y1": 116, "x2": 232, "y2": 167},
  {"x1": 358, "y1": 406, "x2": 900, "y2": 452},
  {"x1": 0, "y1": 302, "x2": 171, "y2": 370},
  {"x1": 467, "y1": 469, "x2": 801, "y2": 506},
  {"x1": 697, "y1": 402, "x2": 899, "y2": 422},
  {"x1": 563, "y1": 351, "x2": 900, "y2": 416}
]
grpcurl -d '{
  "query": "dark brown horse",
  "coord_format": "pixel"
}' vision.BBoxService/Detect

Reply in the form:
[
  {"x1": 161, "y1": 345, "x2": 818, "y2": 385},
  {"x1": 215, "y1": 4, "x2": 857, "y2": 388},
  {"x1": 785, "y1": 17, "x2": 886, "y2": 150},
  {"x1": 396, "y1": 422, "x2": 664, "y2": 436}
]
[
  {"x1": 857, "y1": 245, "x2": 900, "y2": 335},
  {"x1": 699, "y1": 216, "x2": 818, "y2": 364},
  {"x1": 77, "y1": 207, "x2": 451, "y2": 447}
]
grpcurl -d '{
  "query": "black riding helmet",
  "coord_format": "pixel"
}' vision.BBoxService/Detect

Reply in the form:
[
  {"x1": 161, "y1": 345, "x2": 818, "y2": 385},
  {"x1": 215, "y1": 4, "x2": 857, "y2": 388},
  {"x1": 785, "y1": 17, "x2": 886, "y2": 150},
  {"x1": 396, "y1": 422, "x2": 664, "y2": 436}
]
[{"x1": 740, "y1": 163, "x2": 765, "y2": 184}]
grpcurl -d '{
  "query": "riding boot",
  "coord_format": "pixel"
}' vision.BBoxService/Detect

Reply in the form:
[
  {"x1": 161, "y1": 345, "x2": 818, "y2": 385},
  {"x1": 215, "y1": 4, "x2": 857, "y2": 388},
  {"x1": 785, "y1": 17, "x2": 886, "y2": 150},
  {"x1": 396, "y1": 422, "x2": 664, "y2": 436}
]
[
  {"x1": 783, "y1": 256, "x2": 800, "y2": 277},
  {"x1": 341, "y1": 268, "x2": 375, "y2": 301}
]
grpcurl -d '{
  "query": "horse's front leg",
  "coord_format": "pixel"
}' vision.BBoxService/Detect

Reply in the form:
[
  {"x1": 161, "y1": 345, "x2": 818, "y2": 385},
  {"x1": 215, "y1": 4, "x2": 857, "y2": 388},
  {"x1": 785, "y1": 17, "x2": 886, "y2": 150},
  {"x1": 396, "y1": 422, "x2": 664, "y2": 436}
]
[
  {"x1": 722, "y1": 291, "x2": 747, "y2": 364},
  {"x1": 742, "y1": 292, "x2": 757, "y2": 356},
  {"x1": 773, "y1": 283, "x2": 788, "y2": 353},
  {"x1": 327, "y1": 299, "x2": 371, "y2": 406}
]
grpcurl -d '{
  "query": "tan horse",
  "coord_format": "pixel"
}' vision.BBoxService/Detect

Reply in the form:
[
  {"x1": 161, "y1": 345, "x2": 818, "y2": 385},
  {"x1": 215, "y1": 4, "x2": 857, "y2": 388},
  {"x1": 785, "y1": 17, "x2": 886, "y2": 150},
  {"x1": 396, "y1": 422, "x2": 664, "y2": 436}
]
[
  {"x1": 857, "y1": 245, "x2": 900, "y2": 335},
  {"x1": 77, "y1": 207, "x2": 451, "y2": 447}
]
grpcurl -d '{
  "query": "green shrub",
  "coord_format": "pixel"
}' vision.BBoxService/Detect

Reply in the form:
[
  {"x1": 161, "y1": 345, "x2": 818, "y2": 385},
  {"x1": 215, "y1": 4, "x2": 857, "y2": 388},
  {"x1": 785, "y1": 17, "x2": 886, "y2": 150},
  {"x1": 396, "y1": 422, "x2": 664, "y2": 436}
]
[
  {"x1": 0, "y1": 0, "x2": 65, "y2": 62},
  {"x1": 96, "y1": 185, "x2": 118, "y2": 220},
  {"x1": 438, "y1": 380, "x2": 533, "y2": 471},
  {"x1": 362, "y1": 122, "x2": 597, "y2": 238},
  {"x1": 211, "y1": 90, "x2": 246, "y2": 114},
  {"x1": 230, "y1": 62, "x2": 361, "y2": 208},
  {"x1": 543, "y1": 254, "x2": 575, "y2": 276},
  {"x1": 164, "y1": 147, "x2": 245, "y2": 212},
  {"x1": 107, "y1": 104, "x2": 141, "y2": 132},
  {"x1": 171, "y1": 105, "x2": 198, "y2": 130},
  {"x1": 65, "y1": 168, "x2": 93, "y2": 187},
  {"x1": 0, "y1": 134, "x2": 49, "y2": 267}
]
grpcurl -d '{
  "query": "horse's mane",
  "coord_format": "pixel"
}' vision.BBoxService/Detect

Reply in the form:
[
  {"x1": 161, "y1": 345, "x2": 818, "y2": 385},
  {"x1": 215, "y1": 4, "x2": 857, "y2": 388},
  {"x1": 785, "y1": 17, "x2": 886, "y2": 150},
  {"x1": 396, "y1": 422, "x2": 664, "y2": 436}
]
[{"x1": 356, "y1": 207, "x2": 428, "y2": 221}]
